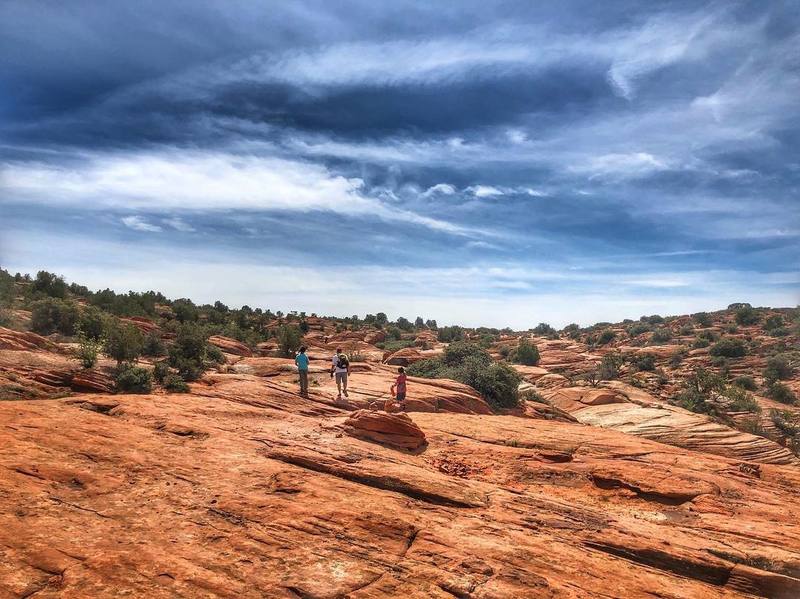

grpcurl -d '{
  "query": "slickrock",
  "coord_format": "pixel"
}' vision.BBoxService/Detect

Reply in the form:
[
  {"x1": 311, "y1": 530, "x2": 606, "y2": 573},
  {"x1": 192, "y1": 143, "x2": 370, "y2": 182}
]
[
  {"x1": 70, "y1": 368, "x2": 115, "y2": 394},
  {"x1": 0, "y1": 327, "x2": 60, "y2": 353},
  {"x1": 208, "y1": 335, "x2": 253, "y2": 357},
  {"x1": 384, "y1": 347, "x2": 425, "y2": 366},
  {"x1": 2, "y1": 391, "x2": 800, "y2": 598},
  {"x1": 342, "y1": 409, "x2": 427, "y2": 450},
  {"x1": 119, "y1": 316, "x2": 160, "y2": 335},
  {"x1": 542, "y1": 384, "x2": 800, "y2": 466}
]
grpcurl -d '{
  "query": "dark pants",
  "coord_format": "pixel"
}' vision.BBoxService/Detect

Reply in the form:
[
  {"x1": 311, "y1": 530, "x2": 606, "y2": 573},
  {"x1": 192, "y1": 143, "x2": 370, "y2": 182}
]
[{"x1": 299, "y1": 370, "x2": 309, "y2": 395}]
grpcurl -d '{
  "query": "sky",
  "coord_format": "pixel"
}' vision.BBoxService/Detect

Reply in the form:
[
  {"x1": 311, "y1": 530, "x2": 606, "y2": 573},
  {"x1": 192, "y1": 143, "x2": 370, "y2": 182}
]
[{"x1": 0, "y1": 0, "x2": 798, "y2": 328}]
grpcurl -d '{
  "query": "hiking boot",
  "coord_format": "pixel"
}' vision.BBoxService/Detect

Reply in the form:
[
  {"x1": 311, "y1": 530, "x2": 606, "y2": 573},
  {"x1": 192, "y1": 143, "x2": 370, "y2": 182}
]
[{"x1": 343, "y1": 390, "x2": 349, "y2": 398}]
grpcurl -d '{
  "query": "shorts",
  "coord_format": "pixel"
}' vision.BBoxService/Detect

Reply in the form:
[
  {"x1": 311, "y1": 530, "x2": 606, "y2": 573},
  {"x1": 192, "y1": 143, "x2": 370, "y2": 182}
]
[
  {"x1": 396, "y1": 392, "x2": 406, "y2": 402},
  {"x1": 335, "y1": 372, "x2": 348, "y2": 384}
]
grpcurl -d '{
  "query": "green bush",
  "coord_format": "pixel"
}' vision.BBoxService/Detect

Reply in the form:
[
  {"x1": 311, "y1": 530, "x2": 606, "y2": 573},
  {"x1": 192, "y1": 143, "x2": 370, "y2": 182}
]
[
  {"x1": 31, "y1": 271, "x2": 67, "y2": 298},
  {"x1": 627, "y1": 322, "x2": 651, "y2": 337},
  {"x1": 78, "y1": 306, "x2": 106, "y2": 340},
  {"x1": 153, "y1": 360, "x2": 171, "y2": 384},
  {"x1": 105, "y1": 322, "x2": 144, "y2": 364},
  {"x1": 770, "y1": 409, "x2": 800, "y2": 439},
  {"x1": 651, "y1": 328, "x2": 673, "y2": 344},
  {"x1": 710, "y1": 337, "x2": 746, "y2": 358},
  {"x1": 512, "y1": 339, "x2": 540, "y2": 366},
  {"x1": 30, "y1": 298, "x2": 80, "y2": 336},
  {"x1": 206, "y1": 344, "x2": 226, "y2": 364},
  {"x1": 163, "y1": 374, "x2": 189, "y2": 393},
  {"x1": 532, "y1": 322, "x2": 556, "y2": 336},
  {"x1": 669, "y1": 349, "x2": 688, "y2": 367},
  {"x1": 764, "y1": 315, "x2": 784, "y2": 331},
  {"x1": 642, "y1": 314, "x2": 664, "y2": 324},
  {"x1": 114, "y1": 365, "x2": 152, "y2": 393},
  {"x1": 697, "y1": 330, "x2": 718, "y2": 342},
  {"x1": 437, "y1": 325, "x2": 465, "y2": 343},
  {"x1": 673, "y1": 367, "x2": 726, "y2": 416},
  {"x1": 630, "y1": 353, "x2": 656, "y2": 372},
  {"x1": 76, "y1": 334, "x2": 102, "y2": 369},
  {"x1": 598, "y1": 353, "x2": 623, "y2": 380},
  {"x1": 732, "y1": 376, "x2": 758, "y2": 391},
  {"x1": 693, "y1": 337, "x2": 710, "y2": 349},
  {"x1": 735, "y1": 305, "x2": 760, "y2": 326},
  {"x1": 142, "y1": 332, "x2": 166, "y2": 357},
  {"x1": 597, "y1": 329, "x2": 616, "y2": 345},
  {"x1": 766, "y1": 382, "x2": 796, "y2": 405},
  {"x1": 407, "y1": 342, "x2": 521, "y2": 409},
  {"x1": 168, "y1": 324, "x2": 208, "y2": 381},
  {"x1": 763, "y1": 354, "x2": 794, "y2": 382},
  {"x1": 721, "y1": 385, "x2": 760, "y2": 413},
  {"x1": 693, "y1": 312, "x2": 713, "y2": 327},
  {"x1": 276, "y1": 325, "x2": 302, "y2": 357}
]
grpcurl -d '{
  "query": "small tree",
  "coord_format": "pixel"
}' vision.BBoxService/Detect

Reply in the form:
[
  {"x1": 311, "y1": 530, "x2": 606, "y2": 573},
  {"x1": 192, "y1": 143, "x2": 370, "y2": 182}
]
[
  {"x1": 76, "y1": 333, "x2": 103, "y2": 368},
  {"x1": 105, "y1": 322, "x2": 144, "y2": 364},
  {"x1": 735, "y1": 305, "x2": 760, "y2": 326},
  {"x1": 692, "y1": 312, "x2": 713, "y2": 327},
  {"x1": 710, "y1": 337, "x2": 746, "y2": 358},
  {"x1": 277, "y1": 325, "x2": 302, "y2": 357},
  {"x1": 142, "y1": 332, "x2": 166, "y2": 357},
  {"x1": 598, "y1": 353, "x2": 623, "y2": 380},
  {"x1": 30, "y1": 298, "x2": 79, "y2": 336},
  {"x1": 513, "y1": 339, "x2": 541, "y2": 366},
  {"x1": 114, "y1": 364, "x2": 152, "y2": 393}
]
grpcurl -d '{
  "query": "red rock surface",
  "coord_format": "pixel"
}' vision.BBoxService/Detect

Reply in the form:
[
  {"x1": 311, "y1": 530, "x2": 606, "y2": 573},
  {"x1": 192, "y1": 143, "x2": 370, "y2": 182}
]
[
  {"x1": 0, "y1": 327, "x2": 60, "y2": 352},
  {"x1": 343, "y1": 409, "x2": 427, "y2": 450},
  {"x1": 384, "y1": 347, "x2": 425, "y2": 366},
  {"x1": 208, "y1": 335, "x2": 253, "y2": 357},
  {"x1": 2, "y1": 389, "x2": 800, "y2": 597}
]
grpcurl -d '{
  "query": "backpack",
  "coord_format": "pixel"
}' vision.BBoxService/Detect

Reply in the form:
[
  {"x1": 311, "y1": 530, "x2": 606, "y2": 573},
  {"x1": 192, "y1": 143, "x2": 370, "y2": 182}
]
[{"x1": 337, "y1": 354, "x2": 350, "y2": 369}]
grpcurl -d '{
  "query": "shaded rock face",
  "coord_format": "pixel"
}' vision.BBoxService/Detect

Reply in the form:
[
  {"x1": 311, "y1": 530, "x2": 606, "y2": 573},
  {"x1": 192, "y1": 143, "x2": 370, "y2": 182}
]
[
  {"x1": 384, "y1": 347, "x2": 424, "y2": 366},
  {"x1": 343, "y1": 409, "x2": 427, "y2": 450},
  {"x1": 208, "y1": 335, "x2": 253, "y2": 357},
  {"x1": 3, "y1": 392, "x2": 800, "y2": 597}
]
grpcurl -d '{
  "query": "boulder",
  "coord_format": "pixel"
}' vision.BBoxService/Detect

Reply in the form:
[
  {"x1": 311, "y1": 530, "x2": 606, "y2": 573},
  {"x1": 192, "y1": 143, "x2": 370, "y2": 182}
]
[
  {"x1": 208, "y1": 335, "x2": 253, "y2": 357},
  {"x1": 342, "y1": 409, "x2": 427, "y2": 450},
  {"x1": 384, "y1": 347, "x2": 424, "y2": 366},
  {"x1": 71, "y1": 369, "x2": 115, "y2": 393}
]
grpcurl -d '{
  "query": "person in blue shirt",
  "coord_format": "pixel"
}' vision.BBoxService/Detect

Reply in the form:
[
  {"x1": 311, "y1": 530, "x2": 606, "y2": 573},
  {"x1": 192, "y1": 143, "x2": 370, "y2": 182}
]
[{"x1": 295, "y1": 346, "x2": 310, "y2": 397}]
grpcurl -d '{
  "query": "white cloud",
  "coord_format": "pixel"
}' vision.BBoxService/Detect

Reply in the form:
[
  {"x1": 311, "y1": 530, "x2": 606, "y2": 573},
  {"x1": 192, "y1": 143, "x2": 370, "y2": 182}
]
[
  {"x1": 163, "y1": 217, "x2": 196, "y2": 232},
  {"x1": 467, "y1": 185, "x2": 504, "y2": 198},
  {"x1": 1, "y1": 150, "x2": 475, "y2": 236},
  {"x1": 571, "y1": 152, "x2": 670, "y2": 179},
  {"x1": 423, "y1": 183, "x2": 457, "y2": 197},
  {"x1": 525, "y1": 188, "x2": 548, "y2": 197},
  {"x1": 121, "y1": 215, "x2": 162, "y2": 232}
]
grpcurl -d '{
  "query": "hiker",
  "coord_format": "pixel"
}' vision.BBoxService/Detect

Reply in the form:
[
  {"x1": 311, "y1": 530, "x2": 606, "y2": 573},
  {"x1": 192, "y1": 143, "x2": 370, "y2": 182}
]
[
  {"x1": 295, "y1": 346, "x2": 310, "y2": 396},
  {"x1": 391, "y1": 366, "x2": 407, "y2": 410},
  {"x1": 330, "y1": 347, "x2": 350, "y2": 400}
]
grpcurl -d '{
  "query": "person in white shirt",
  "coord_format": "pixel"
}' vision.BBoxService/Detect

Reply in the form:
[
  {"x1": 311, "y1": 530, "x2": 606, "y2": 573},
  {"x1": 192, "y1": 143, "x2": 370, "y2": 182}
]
[{"x1": 330, "y1": 347, "x2": 351, "y2": 400}]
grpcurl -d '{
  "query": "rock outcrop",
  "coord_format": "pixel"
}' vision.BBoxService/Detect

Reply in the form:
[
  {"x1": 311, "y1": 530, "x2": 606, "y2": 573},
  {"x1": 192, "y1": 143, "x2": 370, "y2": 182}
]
[
  {"x1": 342, "y1": 409, "x2": 427, "y2": 450},
  {"x1": 384, "y1": 347, "x2": 424, "y2": 366},
  {"x1": 208, "y1": 335, "x2": 253, "y2": 357}
]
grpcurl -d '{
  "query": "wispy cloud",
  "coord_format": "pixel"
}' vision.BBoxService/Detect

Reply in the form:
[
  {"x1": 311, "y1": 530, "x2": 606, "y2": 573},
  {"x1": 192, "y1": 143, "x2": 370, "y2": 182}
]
[{"x1": 121, "y1": 215, "x2": 162, "y2": 232}]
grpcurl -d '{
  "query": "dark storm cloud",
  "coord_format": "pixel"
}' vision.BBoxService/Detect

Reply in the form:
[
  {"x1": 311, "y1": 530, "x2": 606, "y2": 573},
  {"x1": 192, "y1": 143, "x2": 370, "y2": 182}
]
[{"x1": 1, "y1": 0, "x2": 798, "y2": 325}]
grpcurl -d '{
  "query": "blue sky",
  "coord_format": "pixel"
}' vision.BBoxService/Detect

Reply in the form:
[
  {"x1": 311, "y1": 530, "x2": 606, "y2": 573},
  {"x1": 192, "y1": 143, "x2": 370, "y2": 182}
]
[{"x1": 0, "y1": 0, "x2": 798, "y2": 327}]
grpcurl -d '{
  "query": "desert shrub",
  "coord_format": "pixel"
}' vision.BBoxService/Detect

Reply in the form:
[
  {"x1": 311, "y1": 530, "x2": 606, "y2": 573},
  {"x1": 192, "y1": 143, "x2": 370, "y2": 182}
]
[
  {"x1": 153, "y1": 360, "x2": 171, "y2": 384},
  {"x1": 763, "y1": 354, "x2": 794, "y2": 382},
  {"x1": 172, "y1": 298, "x2": 198, "y2": 323},
  {"x1": 437, "y1": 325, "x2": 465, "y2": 343},
  {"x1": 30, "y1": 298, "x2": 79, "y2": 336},
  {"x1": 512, "y1": 339, "x2": 540, "y2": 366},
  {"x1": 498, "y1": 345, "x2": 511, "y2": 358},
  {"x1": 114, "y1": 365, "x2": 152, "y2": 393},
  {"x1": 651, "y1": 328, "x2": 673, "y2": 344},
  {"x1": 764, "y1": 315, "x2": 784, "y2": 331},
  {"x1": 31, "y1": 271, "x2": 67, "y2": 299},
  {"x1": 386, "y1": 326, "x2": 403, "y2": 341},
  {"x1": 641, "y1": 314, "x2": 665, "y2": 324},
  {"x1": 669, "y1": 349, "x2": 688, "y2": 367},
  {"x1": 693, "y1": 337, "x2": 710, "y2": 349},
  {"x1": 562, "y1": 323, "x2": 580, "y2": 334},
  {"x1": 163, "y1": 374, "x2": 189, "y2": 393},
  {"x1": 532, "y1": 322, "x2": 556, "y2": 336},
  {"x1": 598, "y1": 353, "x2": 623, "y2": 380},
  {"x1": 78, "y1": 306, "x2": 106, "y2": 340},
  {"x1": 735, "y1": 305, "x2": 760, "y2": 326},
  {"x1": 168, "y1": 324, "x2": 209, "y2": 381},
  {"x1": 766, "y1": 382, "x2": 796, "y2": 405},
  {"x1": 142, "y1": 332, "x2": 166, "y2": 357},
  {"x1": 206, "y1": 344, "x2": 226, "y2": 364},
  {"x1": 105, "y1": 322, "x2": 144, "y2": 364},
  {"x1": 725, "y1": 324, "x2": 738, "y2": 334},
  {"x1": 721, "y1": 385, "x2": 760, "y2": 413},
  {"x1": 382, "y1": 339, "x2": 416, "y2": 353},
  {"x1": 627, "y1": 322, "x2": 651, "y2": 337},
  {"x1": 697, "y1": 330, "x2": 718, "y2": 342},
  {"x1": 732, "y1": 376, "x2": 758, "y2": 391},
  {"x1": 407, "y1": 343, "x2": 521, "y2": 409},
  {"x1": 710, "y1": 337, "x2": 746, "y2": 358},
  {"x1": 770, "y1": 409, "x2": 800, "y2": 439},
  {"x1": 673, "y1": 367, "x2": 726, "y2": 416},
  {"x1": 276, "y1": 325, "x2": 302, "y2": 357},
  {"x1": 679, "y1": 324, "x2": 694, "y2": 336},
  {"x1": 630, "y1": 353, "x2": 656, "y2": 372},
  {"x1": 597, "y1": 329, "x2": 616, "y2": 345},
  {"x1": 768, "y1": 327, "x2": 790, "y2": 337},
  {"x1": 693, "y1": 312, "x2": 713, "y2": 327},
  {"x1": 76, "y1": 333, "x2": 102, "y2": 368}
]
